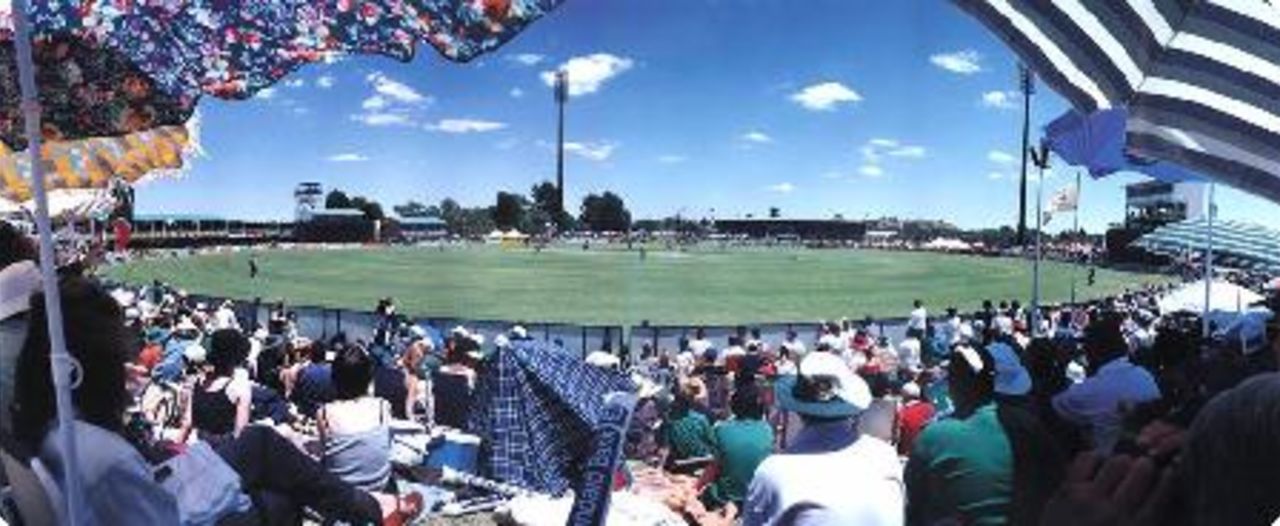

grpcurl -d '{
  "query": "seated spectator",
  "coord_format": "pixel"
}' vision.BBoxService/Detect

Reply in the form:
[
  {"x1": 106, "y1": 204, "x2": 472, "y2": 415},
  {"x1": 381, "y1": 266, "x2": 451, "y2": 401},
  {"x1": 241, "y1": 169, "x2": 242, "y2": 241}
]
[
  {"x1": 896, "y1": 382, "x2": 934, "y2": 457},
  {"x1": 988, "y1": 340, "x2": 1033, "y2": 408},
  {"x1": 11, "y1": 276, "x2": 421, "y2": 525},
  {"x1": 744, "y1": 352, "x2": 902, "y2": 525},
  {"x1": 287, "y1": 341, "x2": 337, "y2": 420},
  {"x1": 0, "y1": 223, "x2": 39, "y2": 438},
  {"x1": 177, "y1": 329, "x2": 253, "y2": 445},
  {"x1": 1181, "y1": 372, "x2": 1280, "y2": 525},
  {"x1": 320, "y1": 345, "x2": 393, "y2": 492},
  {"x1": 432, "y1": 335, "x2": 479, "y2": 429},
  {"x1": 663, "y1": 387, "x2": 716, "y2": 474},
  {"x1": 1052, "y1": 315, "x2": 1160, "y2": 453},
  {"x1": 702, "y1": 383, "x2": 774, "y2": 509},
  {"x1": 905, "y1": 344, "x2": 1063, "y2": 525},
  {"x1": 374, "y1": 334, "x2": 426, "y2": 420}
]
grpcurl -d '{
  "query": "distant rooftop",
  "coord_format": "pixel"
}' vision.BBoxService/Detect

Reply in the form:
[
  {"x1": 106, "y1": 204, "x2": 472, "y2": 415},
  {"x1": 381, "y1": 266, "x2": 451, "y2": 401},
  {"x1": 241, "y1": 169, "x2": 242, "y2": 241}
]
[
  {"x1": 397, "y1": 216, "x2": 446, "y2": 226},
  {"x1": 133, "y1": 213, "x2": 226, "y2": 222}
]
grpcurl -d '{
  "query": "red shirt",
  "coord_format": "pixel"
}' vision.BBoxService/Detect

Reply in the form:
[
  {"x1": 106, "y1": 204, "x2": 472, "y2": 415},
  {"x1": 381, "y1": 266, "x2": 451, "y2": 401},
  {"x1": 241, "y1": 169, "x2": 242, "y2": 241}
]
[{"x1": 897, "y1": 400, "x2": 936, "y2": 456}]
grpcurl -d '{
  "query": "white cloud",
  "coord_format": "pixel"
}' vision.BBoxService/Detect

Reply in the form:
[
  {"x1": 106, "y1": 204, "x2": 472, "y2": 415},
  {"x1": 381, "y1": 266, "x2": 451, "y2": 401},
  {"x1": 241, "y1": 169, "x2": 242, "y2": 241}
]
[
  {"x1": 362, "y1": 95, "x2": 387, "y2": 110},
  {"x1": 426, "y1": 118, "x2": 508, "y2": 134},
  {"x1": 657, "y1": 155, "x2": 687, "y2": 164},
  {"x1": 540, "y1": 53, "x2": 633, "y2": 97},
  {"x1": 859, "y1": 165, "x2": 885, "y2": 178},
  {"x1": 930, "y1": 50, "x2": 983, "y2": 74},
  {"x1": 350, "y1": 113, "x2": 414, "y2": 127},
  {"x1": 366, "y1": 72, "x2": 428, "y2": 104},
  {"x1": 988, "y1": 149, "x2": 1016, "y2": 165},
  {"x1": 284, "y1": 78, "x2": 306, "y2": 89},
  {"x1": 564, "y1": 141, "x2": 617, "y2": 161},
  {"x1": 766, "y1": 182, "x2": 796, "y2": 193},
  {"x1": 326, "y1": 153, "x2": 369, "y2": 162},
  {"x1": 981, "y1": 90, "x2": 1019, "y2": 110},
  {"x1": 254, "y1": 87, "x2": 277, "y2": 100},
  {"x1": 988, "y1": 172, "x2": 1006, "y2": 180},
  {"x1": 508, "y1": 53, "x2": 545, "y2": 66},
  {"x1": 887, "y1": 145, "x2": 926, "y2": 158},
  {"x1": 790, "y1": 81, "x2": 862, "y2": 111},
  {"x1": 861, "y1": 138, "x2": 926, "y2": 164},
  {"x1": 741, "y1": 131, "x2": 773, "y2": 144},
  {"x1": 316, "y1": 75, "x2": 336, "y2": 89},
  {"x1": 509, "y1": 87, "x2": 524, "y2": 98}
]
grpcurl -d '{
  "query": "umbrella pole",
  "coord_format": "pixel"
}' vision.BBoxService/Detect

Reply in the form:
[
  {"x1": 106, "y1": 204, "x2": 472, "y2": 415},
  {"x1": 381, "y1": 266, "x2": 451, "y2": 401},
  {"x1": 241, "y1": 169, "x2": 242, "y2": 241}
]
[
  {"x1": 1202, "y1": 183, "x2": 1216, "y2": 338},
  {"x1": 11, "y1": 1, "x2": 85, "y2": 523}
]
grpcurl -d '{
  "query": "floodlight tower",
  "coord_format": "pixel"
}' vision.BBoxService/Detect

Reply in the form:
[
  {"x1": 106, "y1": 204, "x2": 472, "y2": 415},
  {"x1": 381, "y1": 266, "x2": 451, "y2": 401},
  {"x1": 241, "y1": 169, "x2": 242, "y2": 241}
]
[{"x1": 554, "y1": 69, "x2": 568, "y2": 218}]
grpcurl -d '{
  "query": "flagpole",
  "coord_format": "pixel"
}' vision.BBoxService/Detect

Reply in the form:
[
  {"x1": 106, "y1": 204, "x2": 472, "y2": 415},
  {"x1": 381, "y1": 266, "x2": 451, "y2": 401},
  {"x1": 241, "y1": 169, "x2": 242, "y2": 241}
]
[
  {"x1": 1070, "y1": 170, "x2": 1081, "y2": 304},
  {"x1": 1202, "y1": 182, "x2": 1216, "y2": 338}
]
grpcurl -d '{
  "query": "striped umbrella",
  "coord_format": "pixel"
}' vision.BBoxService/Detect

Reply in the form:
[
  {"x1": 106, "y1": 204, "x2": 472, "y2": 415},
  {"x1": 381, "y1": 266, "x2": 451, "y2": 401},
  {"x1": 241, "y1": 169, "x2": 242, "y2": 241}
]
[
  {"x1": 953, "y1": 1, "x2": 1280, "y2": 205},
  {"x1": 1135, "y1": 218, "x2": 1280, "y2": 273}
]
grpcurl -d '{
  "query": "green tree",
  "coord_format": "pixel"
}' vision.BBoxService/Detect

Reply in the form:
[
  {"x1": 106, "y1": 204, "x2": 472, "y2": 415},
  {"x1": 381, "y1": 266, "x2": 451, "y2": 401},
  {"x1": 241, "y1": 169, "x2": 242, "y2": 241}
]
[
  {"x1": 325, "y1": 190, "x2": 352, "y2": 210},
  {"x1": 492, "y1": 191, "x2": 527, "y2": 230},
  {"x1": 530, "y1": 180, "x2": 571, "y2": 231},
  {"x1": 579, "y1": 191, "x2": 632, "y2": 233}
]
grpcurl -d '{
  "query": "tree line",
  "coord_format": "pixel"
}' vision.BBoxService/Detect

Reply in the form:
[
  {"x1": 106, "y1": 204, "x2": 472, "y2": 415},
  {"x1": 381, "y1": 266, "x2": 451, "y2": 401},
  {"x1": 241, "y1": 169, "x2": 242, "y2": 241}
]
[{"x1": 323, "y1": 180, "x2": 632, "y2": 238}]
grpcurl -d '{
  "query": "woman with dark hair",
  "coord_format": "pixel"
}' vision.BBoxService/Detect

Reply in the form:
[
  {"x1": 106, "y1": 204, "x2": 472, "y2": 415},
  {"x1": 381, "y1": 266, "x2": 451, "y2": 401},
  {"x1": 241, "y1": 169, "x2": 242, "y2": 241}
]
[
  {"x1": 12, "y1": 277, "x2": 421, "y2": 525},
  {"x1": 176, "y1": 328, "x2": 252, "y2": 445},
  {"x1": 319, "y1": 345, "x2": 393, "y2": 492},
  {"x1": 905, "y1": 343, "x2": 1063, "y2": 525},
  {"x1": 374, "y1": 336, "x2": 428, "y2": 421},
  {"x1": 432, "y1": 334, "x2": 478, "y2": 429}
]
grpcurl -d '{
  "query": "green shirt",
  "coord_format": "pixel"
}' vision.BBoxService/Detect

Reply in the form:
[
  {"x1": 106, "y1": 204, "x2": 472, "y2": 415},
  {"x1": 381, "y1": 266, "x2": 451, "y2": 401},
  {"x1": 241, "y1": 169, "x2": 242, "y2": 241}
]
[
  {"x1": 665, "y1": 411, "x2": 715, "y2": 461},
  {"x1": 707, "y1": 418, "x2": 774, "y2": 505},
  {"x1": 906, "y1": 403, "x2": 1012, "y2": 526}
]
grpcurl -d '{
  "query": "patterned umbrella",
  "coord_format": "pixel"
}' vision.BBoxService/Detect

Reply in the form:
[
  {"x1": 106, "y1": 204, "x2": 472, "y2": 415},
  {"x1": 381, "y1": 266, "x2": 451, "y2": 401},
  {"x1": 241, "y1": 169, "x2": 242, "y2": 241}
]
[
  {"x1": 468, "y1": 340, "x2": 635, "y2": 496},
  {"x1": 0, "y1": 121, "x2": 196, "y2": 203},
  {"x1": 0, "y1": 0, "x2": 561, "y2": 148},
  {"x1": 1, "y1": 2, "x2": 563, "y2": 522}
]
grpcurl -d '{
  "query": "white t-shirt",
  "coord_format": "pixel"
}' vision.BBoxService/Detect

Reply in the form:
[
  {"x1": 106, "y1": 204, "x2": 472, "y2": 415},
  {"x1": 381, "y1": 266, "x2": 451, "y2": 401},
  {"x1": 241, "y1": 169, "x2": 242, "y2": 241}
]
[
  {"x1": 745, "y1": 435, "x2": 904, "y2": 526},
  {"x1": 688, "y1": 338, "x2": 713, "y2": 356},
  {"x1": 908, "y1": 307, "x2": 928, "y2": 331},
  {"x1": 213, "y1": 307, "x2": 239, "y2": 331}
]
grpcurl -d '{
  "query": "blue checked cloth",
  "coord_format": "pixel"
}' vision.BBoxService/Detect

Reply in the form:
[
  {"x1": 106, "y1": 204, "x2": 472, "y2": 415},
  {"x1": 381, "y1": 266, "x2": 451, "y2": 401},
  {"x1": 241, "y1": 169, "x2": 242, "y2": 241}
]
[{"x1": 467, "y1": 341, "x2": 634, "y2": 495}]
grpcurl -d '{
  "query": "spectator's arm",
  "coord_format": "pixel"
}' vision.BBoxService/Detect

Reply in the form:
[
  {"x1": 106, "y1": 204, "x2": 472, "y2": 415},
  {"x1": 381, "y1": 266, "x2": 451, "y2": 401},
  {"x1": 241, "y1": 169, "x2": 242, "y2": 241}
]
[
  {"x1": 403, "y1": 370, "x2": 418, "y2": 421},
  {"x1": 233, "y1": 386, "x2": 252, "y2": 436}
]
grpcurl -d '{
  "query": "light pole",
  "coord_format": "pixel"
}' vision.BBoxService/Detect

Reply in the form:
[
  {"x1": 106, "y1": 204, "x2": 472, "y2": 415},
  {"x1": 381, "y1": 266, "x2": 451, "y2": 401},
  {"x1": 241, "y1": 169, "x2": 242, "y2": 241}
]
[
  {"x1": 554, "y1": 69, "x2": 568, "y2": 220},
  {"x1": 1017, "y1": 65, "x2": 1035, "y2": 246}
]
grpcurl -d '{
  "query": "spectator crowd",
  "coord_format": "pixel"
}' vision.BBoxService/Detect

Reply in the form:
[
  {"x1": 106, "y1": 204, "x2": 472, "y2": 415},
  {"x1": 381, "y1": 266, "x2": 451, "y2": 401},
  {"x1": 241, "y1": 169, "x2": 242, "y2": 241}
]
[{"x1": 2, "y1": 219, "x2": 1280, "y2": 525}]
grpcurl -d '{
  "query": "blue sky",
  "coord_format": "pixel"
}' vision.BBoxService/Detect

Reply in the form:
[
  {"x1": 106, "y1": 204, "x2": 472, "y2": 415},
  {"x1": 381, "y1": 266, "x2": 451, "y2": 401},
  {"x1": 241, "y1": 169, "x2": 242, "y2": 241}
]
[{"x1": 134, "y1": 0, "x2": 1280, "y2": 232}]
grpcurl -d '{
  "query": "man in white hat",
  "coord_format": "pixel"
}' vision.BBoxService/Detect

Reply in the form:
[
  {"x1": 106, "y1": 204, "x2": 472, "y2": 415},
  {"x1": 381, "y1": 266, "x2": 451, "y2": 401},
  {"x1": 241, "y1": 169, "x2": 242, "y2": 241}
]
[{"x1": 743, "y1": 352, "x2": 903, "y2": 526}]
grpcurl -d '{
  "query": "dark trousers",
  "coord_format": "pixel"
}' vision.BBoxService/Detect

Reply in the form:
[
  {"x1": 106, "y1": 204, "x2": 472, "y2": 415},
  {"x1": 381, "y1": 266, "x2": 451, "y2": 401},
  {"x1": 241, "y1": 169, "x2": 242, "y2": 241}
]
[{"x1": 214, "y1": 426, "x2": 381, "y2": 525}]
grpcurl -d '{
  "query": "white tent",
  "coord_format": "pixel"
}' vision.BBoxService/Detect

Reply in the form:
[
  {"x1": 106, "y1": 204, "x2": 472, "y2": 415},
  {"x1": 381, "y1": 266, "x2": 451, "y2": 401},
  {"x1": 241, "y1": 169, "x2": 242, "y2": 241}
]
[
  {"x1": 1158, "y1": 279, "x2": 1264, "y2": 314},
  {"x1": 923, "y1": 237, "x2": 971, "y2": 252}
]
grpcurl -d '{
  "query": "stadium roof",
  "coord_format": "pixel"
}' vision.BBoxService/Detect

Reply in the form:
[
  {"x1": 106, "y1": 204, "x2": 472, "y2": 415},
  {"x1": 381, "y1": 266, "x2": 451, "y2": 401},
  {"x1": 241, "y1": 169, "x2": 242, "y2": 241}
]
[{"x1": 133, "y1": 213, "x2": 225, "y2": 222}]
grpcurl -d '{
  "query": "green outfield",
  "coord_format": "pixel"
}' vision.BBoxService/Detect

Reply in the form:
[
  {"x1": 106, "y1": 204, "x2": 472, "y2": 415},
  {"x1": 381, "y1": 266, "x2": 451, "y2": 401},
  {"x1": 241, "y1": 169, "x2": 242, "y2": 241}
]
[{"x1": 105, "y1": 245, "x2": 1167, "y2": 325}]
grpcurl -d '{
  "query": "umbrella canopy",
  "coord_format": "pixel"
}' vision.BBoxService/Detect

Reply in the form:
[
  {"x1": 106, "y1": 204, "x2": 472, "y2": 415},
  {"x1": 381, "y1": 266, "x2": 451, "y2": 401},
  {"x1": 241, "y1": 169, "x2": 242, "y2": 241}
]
[
  {"x1": 953, "y1": 1, "x2": 1280, "y2": 205},
  {"x1": 1043, "y1": 108, "x2": 1204, "y2": 183},
  {"x1": 1135, "y1": 218, "x2": 1280, "y2": 273},
  {"x1": 1158, "y1": 279, "x2": 1265, "y2": 314},
  {"x1": 0, "y1": 0, "x2": 562, "y2": 149},
  {"x1": 468, "y1": 340, "x2": 636, "y2": 495},
  {"x1": 0, "y1": 122, "x2": 196, "y2": 203}
]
